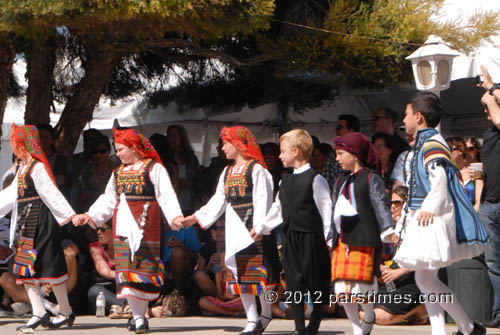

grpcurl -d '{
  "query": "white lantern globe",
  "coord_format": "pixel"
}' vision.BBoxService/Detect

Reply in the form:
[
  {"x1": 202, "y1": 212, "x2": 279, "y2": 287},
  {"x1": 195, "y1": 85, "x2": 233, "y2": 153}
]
[{"x1": 406, "y1": 35, "x2": 460, "y2": 94}]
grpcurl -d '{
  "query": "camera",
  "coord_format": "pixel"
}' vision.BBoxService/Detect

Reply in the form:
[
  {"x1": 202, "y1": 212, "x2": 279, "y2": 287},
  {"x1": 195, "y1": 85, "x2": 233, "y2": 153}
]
[{"x1": 476, "y1": 75, "x2": 484, "y2": 85}]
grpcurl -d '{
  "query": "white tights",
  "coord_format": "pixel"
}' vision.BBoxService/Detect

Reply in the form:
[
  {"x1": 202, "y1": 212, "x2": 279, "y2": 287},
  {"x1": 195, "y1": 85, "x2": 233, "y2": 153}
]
[
  {"x1": 127, "y1": 296, "x2": 148, "y2": 328},
  {"x1": 341, "y1": 302, "x2": 375, "y2": 335},
  {"x1": 25, "y1": 283, "x2": 72, "y2": 325},
  {"x1": 414, "y1": 269, "x2": 473, "y2": 335}
]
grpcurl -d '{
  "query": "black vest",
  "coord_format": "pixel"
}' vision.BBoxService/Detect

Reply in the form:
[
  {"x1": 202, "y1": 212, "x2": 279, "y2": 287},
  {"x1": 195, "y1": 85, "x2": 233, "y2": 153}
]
[
  {"x1": 334, "y1": 168, "x2": 381, "y2": 248},
  {"x1": 279, "y1": 168, "x2": 323, "y2": 234}
]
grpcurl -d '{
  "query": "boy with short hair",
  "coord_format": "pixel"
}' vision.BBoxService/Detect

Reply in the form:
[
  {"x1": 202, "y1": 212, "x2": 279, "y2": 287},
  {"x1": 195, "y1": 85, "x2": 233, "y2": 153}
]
[
  {"x1": 252, "y1": 129, "x2": 332, "y2": 335},
  {"x1": 394, "y1": 91, "x2": 489, "y2": 335}
]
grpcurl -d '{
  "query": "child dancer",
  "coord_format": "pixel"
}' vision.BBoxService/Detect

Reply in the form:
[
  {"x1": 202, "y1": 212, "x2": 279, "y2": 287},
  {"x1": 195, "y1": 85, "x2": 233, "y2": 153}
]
[
  {"x1": 74, "y1": 127, "x2": 184, "y2": 334},
  {"x1": 331, "y1": 132, "x2": 395, "y2": 335},
  {"x1": 394, "y1": 92, "x2": 489, "y2": 335},
  {"x1": 183, "y1": 126, "x2": 280, "y2": 335},
  {"x1": 0, "y1": 125, "x2": 76, "y2": 332},
  {"x1": 254, "y1": 129, "x2": 332, "y2": 335}
]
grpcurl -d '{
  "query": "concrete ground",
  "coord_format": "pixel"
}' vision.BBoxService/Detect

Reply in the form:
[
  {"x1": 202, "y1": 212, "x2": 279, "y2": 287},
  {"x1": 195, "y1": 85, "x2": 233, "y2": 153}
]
[{"x1": 1, "y1": 316, "x2": 500, "y2": 335}]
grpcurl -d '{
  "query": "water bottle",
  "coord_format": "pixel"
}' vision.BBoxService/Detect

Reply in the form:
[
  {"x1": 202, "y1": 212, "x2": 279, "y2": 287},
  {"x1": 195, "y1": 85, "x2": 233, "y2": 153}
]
[
  {"x1": 96, "y1": 291, "x2": 106, "y2": 317},
  {"x1": 382, "y1": 266, "x2": 397, "y2": 293}
]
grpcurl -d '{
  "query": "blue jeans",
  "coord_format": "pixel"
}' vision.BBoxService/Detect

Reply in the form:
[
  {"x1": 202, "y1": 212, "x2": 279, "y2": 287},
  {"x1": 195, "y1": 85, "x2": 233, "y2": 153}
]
[
  {"x1": 87, "y1": 284, "x2": 127, "y2": 314},
  {"x1": 480, "y1": 201, "x2": 500, "y2": 317}
]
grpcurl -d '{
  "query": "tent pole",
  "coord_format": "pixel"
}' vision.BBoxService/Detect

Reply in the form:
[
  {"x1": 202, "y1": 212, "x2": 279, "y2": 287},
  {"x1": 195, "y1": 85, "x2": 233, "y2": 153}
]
[{"x1": 278, "y1": 100, "x2": 290, "y2": 135}]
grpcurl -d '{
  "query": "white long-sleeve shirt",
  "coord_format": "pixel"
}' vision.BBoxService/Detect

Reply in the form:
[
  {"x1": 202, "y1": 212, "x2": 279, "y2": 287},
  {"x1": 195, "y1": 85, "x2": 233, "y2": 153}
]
[
  {"x1": 87, "y1": 161, "x2": 183, "y2": 228},
  {"x1": 256, "y1": 164, "x2": 332, "y2": 241},
  {"x1": 0, "y1": 161, "x2": 75, "y2": 225},
  {"x1": 194, "y1": 163, "x2": 274, "y2": 230}
]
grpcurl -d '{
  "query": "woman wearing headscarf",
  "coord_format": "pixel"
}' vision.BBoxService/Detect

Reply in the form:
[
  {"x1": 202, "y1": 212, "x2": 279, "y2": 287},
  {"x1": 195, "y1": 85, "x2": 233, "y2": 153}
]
[
  {"x1": 74, "y1": 128, "x2": 183, "y2": 334},
  {"x1": 0, "y1": 125, "x2": 76, "y2": 332},
  {"x1": 330, "y1": 132, "x2": 396, "y2": 335},
  {"x1": 183, "y1": 126, "x2": 280, "y2": 335}
]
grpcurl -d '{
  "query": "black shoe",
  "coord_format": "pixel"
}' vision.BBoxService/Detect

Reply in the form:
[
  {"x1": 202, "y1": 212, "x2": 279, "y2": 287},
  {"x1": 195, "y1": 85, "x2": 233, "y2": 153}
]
[
  {"x1": 127, "y1": 317, "x2": 136, "y2": 331},
  {"x1": 16, "y1": 313, "x2": 50, "y2": 332},
  {"x1": 134, "y1": 317, "x2": 149, "y2": 334},
  {"x1": 306, "y1": 318, "x2": 321, "y2": 335},
  {"x1": 290, "y1": 330, "x2": 307, "y2": 335},
  {"x1": 48, "y1": 312, "x2": 75, "y2": 329},
  {"x1": 452, "y1": 322, "x2": 486, "y2": 335},
  {"x1": 239, "y1": 321, "x2": 263, "y2": 335},
  {"x1": 484, "y1": 314, "x2": 500, "y2": 328}
]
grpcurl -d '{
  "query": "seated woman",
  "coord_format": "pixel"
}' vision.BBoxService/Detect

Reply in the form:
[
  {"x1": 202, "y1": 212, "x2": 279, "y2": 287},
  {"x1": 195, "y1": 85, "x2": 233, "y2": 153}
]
[
  {"x1": 197, "y1": 255, "x2": 244, "y2": 317},
  {"x1": 194, "y1": 218, "x2": 225, "y2": 298},
  {"x1": 87, "y1": 221, "x2": 127, "y2": 318},
  {"x1": 195, "y1": 219, "x2": 243, "y2": 316},
  {"x1": 361, "y1": 186, "x2": 428, "y2": 325}
]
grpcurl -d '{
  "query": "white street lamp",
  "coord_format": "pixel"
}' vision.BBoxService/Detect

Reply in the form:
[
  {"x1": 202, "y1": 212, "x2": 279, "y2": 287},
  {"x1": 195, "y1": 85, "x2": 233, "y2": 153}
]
[
  {"x1": 406, "y1": 35, "x2": 460, "y2": 132},
  {"x1": 406, "y1": 35, "x2": 460, "y2": 97}
]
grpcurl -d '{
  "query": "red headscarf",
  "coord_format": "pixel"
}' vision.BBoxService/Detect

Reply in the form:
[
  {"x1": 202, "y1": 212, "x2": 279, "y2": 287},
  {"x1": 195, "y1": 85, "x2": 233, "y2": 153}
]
[
  {"x1": 334, "y1": 132, "x2": 381, "y2": 172},
  {"x1": 10, "y1": 124, "x2": 56, "y2": 183},
  {"x1": 220, "y1": 126, "x2": 267, "y2": 169},
  {"x1": 112, "y1": 128, "x2": 163, "y2": 165}
]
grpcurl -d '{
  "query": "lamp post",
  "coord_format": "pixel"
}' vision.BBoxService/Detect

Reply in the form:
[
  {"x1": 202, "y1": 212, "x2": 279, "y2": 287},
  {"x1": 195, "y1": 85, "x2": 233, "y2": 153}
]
[{"x1": 406, "y1": 35, "x2": 460, "y2": 132}]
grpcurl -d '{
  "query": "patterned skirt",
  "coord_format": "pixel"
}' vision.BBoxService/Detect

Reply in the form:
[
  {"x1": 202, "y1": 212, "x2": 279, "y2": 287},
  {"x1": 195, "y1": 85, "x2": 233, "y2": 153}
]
[
  {"x1": 14, "y1": 198, "x2": 68, "y2": 285},
  {"x1": 331, "y1": 239, "x2": 375, "y2": 283},
  {"x1": 113, "y1": 200, "x2": 163, "y2": 301},
  {"x1": 226, "y1": 234, "x2": 280, "y2": 296}
]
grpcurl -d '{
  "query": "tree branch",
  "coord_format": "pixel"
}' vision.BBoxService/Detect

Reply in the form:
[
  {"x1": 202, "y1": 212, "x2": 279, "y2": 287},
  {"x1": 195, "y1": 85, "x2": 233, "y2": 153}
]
[{"x1": 113, "y1": 38, "x2": 276, "y2": 67}]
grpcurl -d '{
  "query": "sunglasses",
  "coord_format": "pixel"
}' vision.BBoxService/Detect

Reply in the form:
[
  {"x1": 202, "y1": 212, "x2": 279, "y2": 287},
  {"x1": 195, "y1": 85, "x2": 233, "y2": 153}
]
[
  {"x1": 336, "y1": 125, "x2": 346, "y2": 130},
  {"x1": 373, "y1": 116, "x2": 388, "y2": 121},
  {"x1": 390, "y1": 200, "x2": 404, "y2": 206},
  {"x1": 92, "y1": 148, "x2": 108, "y2": 155},
  {"x1": 97, "y1": 227, "x2": 109, "y2": 233},
  {"x1": 467, "y1": 146, "x2": 477, "y2": 152},
  {"x1": 213, "y1": 226, "x2": 225, "y2": 231}
]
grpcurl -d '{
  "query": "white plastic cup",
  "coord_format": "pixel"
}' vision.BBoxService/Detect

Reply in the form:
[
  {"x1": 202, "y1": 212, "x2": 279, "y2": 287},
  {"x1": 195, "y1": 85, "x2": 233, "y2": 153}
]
[{"x1": 470, "y1": 163, "x2": 483, "y2": 179}]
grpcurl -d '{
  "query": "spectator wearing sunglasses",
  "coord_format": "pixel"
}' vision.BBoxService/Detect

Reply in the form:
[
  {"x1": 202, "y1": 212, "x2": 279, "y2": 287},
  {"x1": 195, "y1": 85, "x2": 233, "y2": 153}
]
[
  {"x1": 446, "y1": 136, "x2": 483, "y2": 212},
  {"x1": 464, "y1": 136, "x2": 481, "y2": 163},
  {"x1": 372, "y1": 107, "x2": 410, "y2": 166},
  {"x1": 87, "y1": 221, "x2": 127, "y2": 318},
  {"x1": 361, "y1": 185, "x2": 428, "y2": 326},
  {"x1": 194, "y1": 218, "x2": 226, "y2": 298},
  {"x1": 78, "y1": 135, "x2": 120, "y2": 213}
]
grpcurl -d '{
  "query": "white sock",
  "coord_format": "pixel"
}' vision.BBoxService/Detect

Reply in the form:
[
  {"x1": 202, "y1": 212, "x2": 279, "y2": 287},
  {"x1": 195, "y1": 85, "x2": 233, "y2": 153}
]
[
  {"x1": 240, "y1": 293, "x2": 259, "y2": 332},
  {"x1": 25, "y1": 284, "x2": 45, "y2": 317},
  {"x1": 341, "y1": 303, "x2": 363, "y2": 335},
  {"x1": 127, "y1": 296, "x2": 148, "y2": 321},
  {"x1": 258, "y1": 293, "x2": 272, "y2": 328},
  {"x1": 415, "y1": 269, "x2": 473, "y2": 335},
  {"x1": 52, "y1": 284, "x2": 72, "y2": 316},
  {"x1": 360, "y1": 303, "x2": 375, "y2": 334}
]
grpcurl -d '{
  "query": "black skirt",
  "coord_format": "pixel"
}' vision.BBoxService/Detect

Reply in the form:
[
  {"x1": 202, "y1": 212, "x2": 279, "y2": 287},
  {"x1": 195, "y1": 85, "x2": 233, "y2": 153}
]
[
  {"x1": 283, "y1": 230, "x2": 331, "y2": 303},
  {"x1": 15, "y1": 199, "x2": 67, "y2": 284}
]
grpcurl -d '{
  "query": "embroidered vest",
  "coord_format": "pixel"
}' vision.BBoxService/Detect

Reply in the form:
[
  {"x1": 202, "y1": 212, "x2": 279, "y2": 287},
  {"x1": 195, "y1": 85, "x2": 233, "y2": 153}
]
[
  {"x1": 114, "y1": 159, "x2": 156, "y2": 201},
  {"x1": 224, "y1": 160, "x2": 257, "y2": 230}
]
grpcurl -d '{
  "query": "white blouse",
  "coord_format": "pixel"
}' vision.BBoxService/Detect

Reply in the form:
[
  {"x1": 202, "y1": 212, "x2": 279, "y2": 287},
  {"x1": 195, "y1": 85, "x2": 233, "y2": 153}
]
[
  {"x1": 87, "y1": 161, "x2": 183, "y2": 228},
  {"x1": 0, "y1": 162, "x2": 75, "y2": 224},
  {"x1": 195, "y1": 163, "x2": 274, "y2": 230},
  {"x1": 257, "y1": 164, "x2": 332, "y2": 241}
]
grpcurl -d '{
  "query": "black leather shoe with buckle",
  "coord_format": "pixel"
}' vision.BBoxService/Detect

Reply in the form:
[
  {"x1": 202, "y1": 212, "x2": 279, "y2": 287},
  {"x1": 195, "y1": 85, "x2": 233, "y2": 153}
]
[{"x1": 48, "y1": 312, "x2": 75, "y2": 329}]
